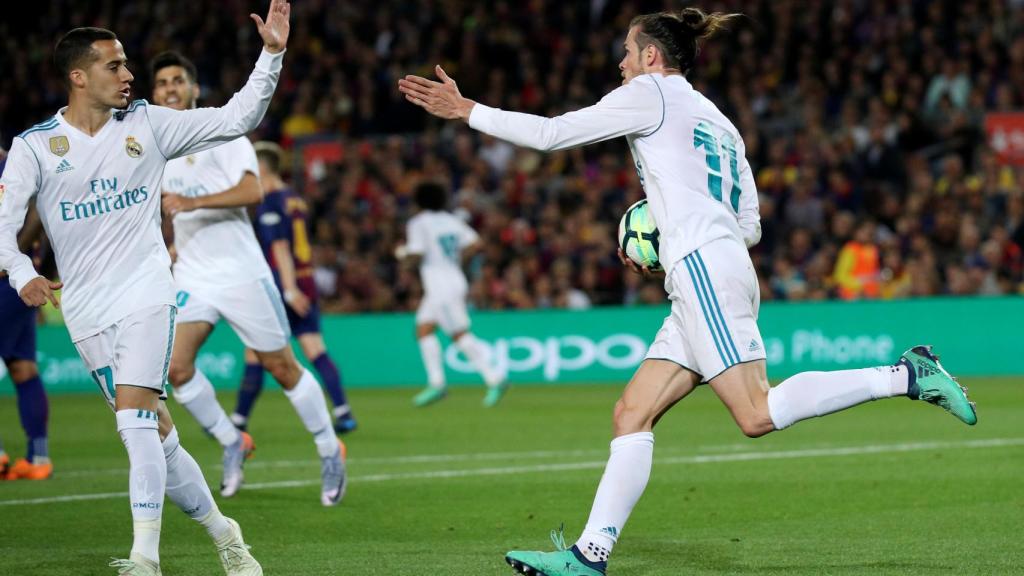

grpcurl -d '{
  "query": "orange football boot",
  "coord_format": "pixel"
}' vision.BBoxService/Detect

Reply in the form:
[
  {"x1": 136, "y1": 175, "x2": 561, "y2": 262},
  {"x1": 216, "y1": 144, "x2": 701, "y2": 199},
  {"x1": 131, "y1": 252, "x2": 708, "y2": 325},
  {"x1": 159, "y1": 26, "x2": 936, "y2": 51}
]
[{"x1": 5, "y1": 458, "x2": 53, "y2": 480}]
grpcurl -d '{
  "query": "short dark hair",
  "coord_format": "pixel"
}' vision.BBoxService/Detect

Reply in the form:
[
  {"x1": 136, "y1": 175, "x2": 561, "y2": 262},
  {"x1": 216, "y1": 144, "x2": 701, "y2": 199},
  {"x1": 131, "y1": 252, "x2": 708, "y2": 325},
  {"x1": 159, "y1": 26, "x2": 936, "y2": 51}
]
[
  {"x1": 629, "y1": 8, "x2": 740, "y2": 75},
  {"x1": 253, "y1": 141, "x2": 284, "y2": 175},
  {"x1": 149, "y1": 50, "x2": 198, "y2": 85},
  {"x1": 414, "y1": 182, "x2": 448, "y2": 211},
  {"x1": 54, "y1": 27, "x2": 118, "y2": 89}
]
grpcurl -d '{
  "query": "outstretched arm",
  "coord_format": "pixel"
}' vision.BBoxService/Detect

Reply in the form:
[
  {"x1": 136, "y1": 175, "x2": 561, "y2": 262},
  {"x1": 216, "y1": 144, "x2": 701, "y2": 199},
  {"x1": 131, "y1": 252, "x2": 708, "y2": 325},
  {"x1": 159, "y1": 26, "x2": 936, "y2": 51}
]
[
  {"x1": 147, "y1": 0, "x2": 291, "y2": 159},
  {"x1": 398, "y1": 66, "x2": 663, "y2": 152}
]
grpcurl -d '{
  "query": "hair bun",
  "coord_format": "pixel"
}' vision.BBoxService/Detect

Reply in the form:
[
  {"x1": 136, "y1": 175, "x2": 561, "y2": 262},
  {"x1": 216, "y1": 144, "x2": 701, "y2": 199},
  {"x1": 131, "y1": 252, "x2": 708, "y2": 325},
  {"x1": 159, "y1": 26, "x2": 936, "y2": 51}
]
[
  {"x1": 678, "y1": 8, "x2": 738, "y2": 39},
  {"x1": 679, "y1": 7, "x2": 709, "y2": 33}
]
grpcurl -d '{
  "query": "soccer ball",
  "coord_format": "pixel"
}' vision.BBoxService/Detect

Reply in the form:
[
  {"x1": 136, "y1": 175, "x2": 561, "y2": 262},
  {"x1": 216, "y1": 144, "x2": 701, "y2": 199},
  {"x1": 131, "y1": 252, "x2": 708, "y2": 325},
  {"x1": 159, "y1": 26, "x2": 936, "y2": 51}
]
[{"x1": 618, "y1": 199, "x2": 662, "y2": 271}]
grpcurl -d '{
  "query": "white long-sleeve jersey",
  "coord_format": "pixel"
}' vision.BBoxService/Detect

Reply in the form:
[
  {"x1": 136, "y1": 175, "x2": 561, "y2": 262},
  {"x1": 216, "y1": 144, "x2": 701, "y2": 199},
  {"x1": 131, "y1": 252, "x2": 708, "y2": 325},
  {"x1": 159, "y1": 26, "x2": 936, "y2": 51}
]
[
  {"x1": 0, "y1": 49, "x2": 283, "y2": 342},
  {"x1": 163, "y1": 136, "x2": 272, "y2": 291},
  {"x1": 468, "y1": 73, "x2": 761, "y2": 273}
]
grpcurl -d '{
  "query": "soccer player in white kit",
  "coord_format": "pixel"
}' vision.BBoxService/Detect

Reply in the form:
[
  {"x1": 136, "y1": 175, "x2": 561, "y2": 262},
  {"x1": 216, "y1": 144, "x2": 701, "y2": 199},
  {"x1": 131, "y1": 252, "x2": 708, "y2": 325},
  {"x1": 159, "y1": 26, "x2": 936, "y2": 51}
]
[
  {"x1": 395, "y1": 182, "x2": 506, "y2": 407},
  {"x1": 151, "y1": 51, "x2": 346, "y2": 506},
  {"x1": 0, "y1": 2, "x2": 293, "y2": 574},
  {"x1": 399, "y1": 8, "x2": 977, "y2": 575}
]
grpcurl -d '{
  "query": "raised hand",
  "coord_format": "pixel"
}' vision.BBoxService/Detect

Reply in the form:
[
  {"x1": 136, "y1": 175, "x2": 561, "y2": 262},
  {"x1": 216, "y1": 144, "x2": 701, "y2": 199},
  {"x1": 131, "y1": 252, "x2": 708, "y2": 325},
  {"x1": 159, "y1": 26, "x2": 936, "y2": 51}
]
[
  {"x1": 398, "y1": 65, "x2": 476, "y2": 121},
  {"x1": 19, "y1": 276, "x2": 62, "y2": 309},
  {"x1": 251, "y1": 0, "x2": 291, "y2": 54}
]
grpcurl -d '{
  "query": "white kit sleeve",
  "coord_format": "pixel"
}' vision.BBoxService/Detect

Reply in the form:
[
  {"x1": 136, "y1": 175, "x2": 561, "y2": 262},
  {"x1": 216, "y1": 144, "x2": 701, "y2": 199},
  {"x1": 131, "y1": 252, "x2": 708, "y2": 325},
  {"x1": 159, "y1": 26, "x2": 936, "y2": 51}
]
[
  {"x1": 458, "y1": 221, "x2": 479, "y2": 248},
  {"x1": 468, "y1": 76, "x2": 665, "y2": 152},
  {"x1": 734, "y1": 143, "x2": 762, "y2": 248},
  {"x1": 216, "y1": 137, "x2": 261, "y2": 185},
  {"x1": 406, "y1": 219, "x2": 426, "y2": 256},
  {"x1": 146, "y1": 49, "x2": 285, "y2": 160},
  {"x1": 0, "y1": 138, "x2": 42, "y2": 292}
]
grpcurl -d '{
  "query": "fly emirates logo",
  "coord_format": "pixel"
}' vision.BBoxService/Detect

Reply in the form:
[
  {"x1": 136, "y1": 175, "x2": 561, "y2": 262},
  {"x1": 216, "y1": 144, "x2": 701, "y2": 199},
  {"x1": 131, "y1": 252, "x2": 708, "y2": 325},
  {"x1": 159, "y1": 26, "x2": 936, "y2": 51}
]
[{"x1": 60, "y1": 178, "x2": 150, "y2": 222}]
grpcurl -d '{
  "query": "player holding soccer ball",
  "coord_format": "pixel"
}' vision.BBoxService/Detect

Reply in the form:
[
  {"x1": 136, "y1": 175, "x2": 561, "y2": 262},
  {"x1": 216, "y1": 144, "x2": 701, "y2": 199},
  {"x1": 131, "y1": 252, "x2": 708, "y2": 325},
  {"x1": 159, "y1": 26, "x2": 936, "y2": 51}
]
[{"x1": 400, "y1": 8, "x2": 976, "y2": 576}]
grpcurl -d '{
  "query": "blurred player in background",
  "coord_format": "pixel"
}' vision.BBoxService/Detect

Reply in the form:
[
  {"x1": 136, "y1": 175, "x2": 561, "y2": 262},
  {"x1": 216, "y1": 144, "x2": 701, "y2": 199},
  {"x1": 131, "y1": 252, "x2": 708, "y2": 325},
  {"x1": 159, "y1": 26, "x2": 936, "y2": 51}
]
[
  {"x1": 0, "y1": 211, "x2": 51, "y2": 481},
  {"x1": 0, "y1": 149, "x2": 52, "y2": 480},
  {"x1": 395, "y1": 182, "x2": 506, "y2": 407},
  {"x1": 153, "y1": 53, "x2": 346, "y2": 505},
  {"x1": 0, "y1": 1, "x2": 296, "y2": 571},
  {"x1": 400, "y1": 7, "x2": 977, "y2": 576},
  {"x1": 230, "y1": 141, "x2": 357, "y2": 434}
]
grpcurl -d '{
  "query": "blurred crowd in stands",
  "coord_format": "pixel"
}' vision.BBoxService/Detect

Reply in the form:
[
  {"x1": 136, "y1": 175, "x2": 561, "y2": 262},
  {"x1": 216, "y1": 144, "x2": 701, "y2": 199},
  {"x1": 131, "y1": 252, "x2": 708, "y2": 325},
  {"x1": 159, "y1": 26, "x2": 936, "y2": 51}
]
[{"x1": 2, "y1": 0, "x2": 1023, "y2": 314}]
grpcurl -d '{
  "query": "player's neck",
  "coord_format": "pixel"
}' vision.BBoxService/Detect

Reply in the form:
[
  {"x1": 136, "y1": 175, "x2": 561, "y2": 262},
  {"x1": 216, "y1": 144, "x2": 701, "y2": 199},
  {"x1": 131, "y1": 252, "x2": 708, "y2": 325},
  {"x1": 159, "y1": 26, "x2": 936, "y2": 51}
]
[
  {"x1": 63, "y1": 96, "x2": 114, "y2": 136},
  {"x1": 641, "y1": 65, "x2": 681, "y2": 78}
]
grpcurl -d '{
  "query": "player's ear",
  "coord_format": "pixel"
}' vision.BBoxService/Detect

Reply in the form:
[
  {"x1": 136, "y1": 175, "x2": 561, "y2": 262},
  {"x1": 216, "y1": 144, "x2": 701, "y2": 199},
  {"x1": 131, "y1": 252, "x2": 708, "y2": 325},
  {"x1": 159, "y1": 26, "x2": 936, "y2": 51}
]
[{"x1": 69, "y1": 69, "x2": 87, "y2": 90}]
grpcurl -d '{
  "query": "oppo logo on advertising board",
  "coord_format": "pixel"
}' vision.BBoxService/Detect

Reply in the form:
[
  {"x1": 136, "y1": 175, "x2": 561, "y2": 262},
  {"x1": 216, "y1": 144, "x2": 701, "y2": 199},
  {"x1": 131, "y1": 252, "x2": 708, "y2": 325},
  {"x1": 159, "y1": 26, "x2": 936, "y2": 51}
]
[{"x1": 445, "y1": 334, "x2": 649, "y2": 381}]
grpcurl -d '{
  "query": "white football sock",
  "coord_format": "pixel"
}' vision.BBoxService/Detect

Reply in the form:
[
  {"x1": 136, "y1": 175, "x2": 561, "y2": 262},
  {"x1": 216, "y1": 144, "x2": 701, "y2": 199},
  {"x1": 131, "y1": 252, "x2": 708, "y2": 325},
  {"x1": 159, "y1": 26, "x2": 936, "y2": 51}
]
[
  {"x1": 575, "y1": 431, "x2": 655, "y2": 563},
  {"x1": 162, "y1": 426, "x2": 231, "y2": 542},
  {"x1": 455, "y1": 333, "x2": 501, "y2": 387},
  {"x1": 284, "y1": 369, "x2": 338, "y2": 458},
  {"x1": 418, "y1": 334, "x2": 446, "y2": 389},
  {"x1": 116, "y1": 409, "x2": 166, "y2": 565},
  {"x1": 173, "y1": 370, "x2": 239, "y2": 448},
  {"x1": 767, "y1": 364, "x2": 909, "y2": 430}
]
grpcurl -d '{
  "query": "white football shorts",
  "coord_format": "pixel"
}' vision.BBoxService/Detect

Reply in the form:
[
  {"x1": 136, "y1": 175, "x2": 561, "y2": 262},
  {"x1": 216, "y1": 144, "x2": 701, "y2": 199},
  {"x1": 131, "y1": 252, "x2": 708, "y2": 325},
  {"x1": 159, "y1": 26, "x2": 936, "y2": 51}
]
[
  {"x1": 175, "y1": 277, "x2": 290, "y2": 352},
  {"x1": 416, "y1": 292, "x2": 471, "y2": 335},
  {"x1": 646, "y1": 237, "x2": 766, "y2": 381},
  {"x1": 74, "y1": 304, "x2": 177, "y2": 409}
]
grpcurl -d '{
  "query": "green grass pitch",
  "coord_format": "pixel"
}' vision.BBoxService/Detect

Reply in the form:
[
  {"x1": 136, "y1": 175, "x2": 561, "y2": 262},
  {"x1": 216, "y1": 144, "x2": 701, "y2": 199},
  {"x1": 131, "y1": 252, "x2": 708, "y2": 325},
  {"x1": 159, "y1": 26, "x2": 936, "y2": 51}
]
[{"x1": 1, "y1": 378, "x2": 1021, "y2": 575}]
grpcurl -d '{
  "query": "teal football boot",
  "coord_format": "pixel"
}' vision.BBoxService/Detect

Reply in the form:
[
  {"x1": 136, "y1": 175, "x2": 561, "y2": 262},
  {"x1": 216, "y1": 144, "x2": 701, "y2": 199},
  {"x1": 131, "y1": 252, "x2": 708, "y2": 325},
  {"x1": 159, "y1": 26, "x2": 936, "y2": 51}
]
[
  {"x1": 412, "y1": 387, "x2": 447, "y2": 407},
  {"x1": 899, "y1": 345, "x2": 977, "y2": 425},
  {"x1": 505, "y1": 527, "x2": 606, "y2": 576},
  {"x1": 483, "y1": 382, "x2": 509, "y2": 407}
]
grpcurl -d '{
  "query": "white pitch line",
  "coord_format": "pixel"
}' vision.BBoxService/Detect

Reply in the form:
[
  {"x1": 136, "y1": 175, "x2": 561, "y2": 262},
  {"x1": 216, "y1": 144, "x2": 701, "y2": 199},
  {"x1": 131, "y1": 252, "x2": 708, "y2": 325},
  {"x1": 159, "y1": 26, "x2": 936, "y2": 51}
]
[
  {"x1": 51, "y1": 443, "x2": 758, "y2": 478},
  {"x1": 1, "y1": 437, "x2": 1020, "y2": 507},
  {"x1": 50, "y1": 447, "x2": 618, "y2": 479}
]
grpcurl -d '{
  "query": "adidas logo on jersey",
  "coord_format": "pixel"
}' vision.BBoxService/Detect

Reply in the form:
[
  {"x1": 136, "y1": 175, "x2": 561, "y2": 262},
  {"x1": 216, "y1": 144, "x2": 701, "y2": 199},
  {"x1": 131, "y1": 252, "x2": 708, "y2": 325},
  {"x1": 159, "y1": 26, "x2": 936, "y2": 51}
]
[
  {"x1": 56, "y1": 159, "x2": 74, "y2": 174},
  {"x1": 749, "y1": 339, "x2": 761, "y2": 352},
  {"x1": 917, "y1": 365, "x2": 939, "y2": 378}
]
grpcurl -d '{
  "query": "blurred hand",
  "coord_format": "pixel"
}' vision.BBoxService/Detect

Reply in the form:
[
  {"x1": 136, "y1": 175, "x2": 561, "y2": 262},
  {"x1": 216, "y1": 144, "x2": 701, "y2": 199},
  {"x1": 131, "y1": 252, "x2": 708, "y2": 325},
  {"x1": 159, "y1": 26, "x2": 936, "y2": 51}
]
[
  {"x1": 618, "y1": 248, "x2": 663, "y2": 279},
  {"x1": 394, "y1": 244, "x2": 409, "y2": 259},
  {"x1": 162, "y1": 193, "x2": 197, "y2": 217},
  {"x1": 19, "y1": 276, "x2": 62, "y2": 308},
  {"x1": 284, "y1": 288, "x2": 311, "y2": 317},
  {"x1": 252, "y1": 0, "x2": 291, "y2": 54},
  {"x1": 398, "y1": 66, "x2": 475, "y2": 121}
]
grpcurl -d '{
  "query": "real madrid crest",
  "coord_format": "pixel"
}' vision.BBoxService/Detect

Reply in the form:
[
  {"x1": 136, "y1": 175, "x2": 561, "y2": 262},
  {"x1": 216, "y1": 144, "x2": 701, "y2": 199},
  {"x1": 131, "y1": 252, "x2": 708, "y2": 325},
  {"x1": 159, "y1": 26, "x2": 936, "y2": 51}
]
[
  {"x1": 125, "y1": 136, "x2": 143, "y2": 158},
  {"x1": 49, "y1": 136, "x2": 70, "y2": 157}
]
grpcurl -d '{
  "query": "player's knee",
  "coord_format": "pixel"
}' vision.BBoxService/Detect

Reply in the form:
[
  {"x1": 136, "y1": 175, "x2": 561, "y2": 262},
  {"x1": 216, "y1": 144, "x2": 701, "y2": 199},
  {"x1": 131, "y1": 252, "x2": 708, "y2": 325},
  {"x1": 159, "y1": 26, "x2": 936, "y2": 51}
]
[
  {"x1": 612, "y1": 398, "x2": 652, "y2": 436},
  {"x1": 167, "y1": 361, "x2": 194, "y2": 387},
  {"x1": 735, "y1": 414, "x2": 773, "y2": 438},
  {"x1": 8, "y1": 361, "x2": 40, "y2": 384},
  {"x1": 262, "y1": 355, "x2": 300, "y2": 387}
]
